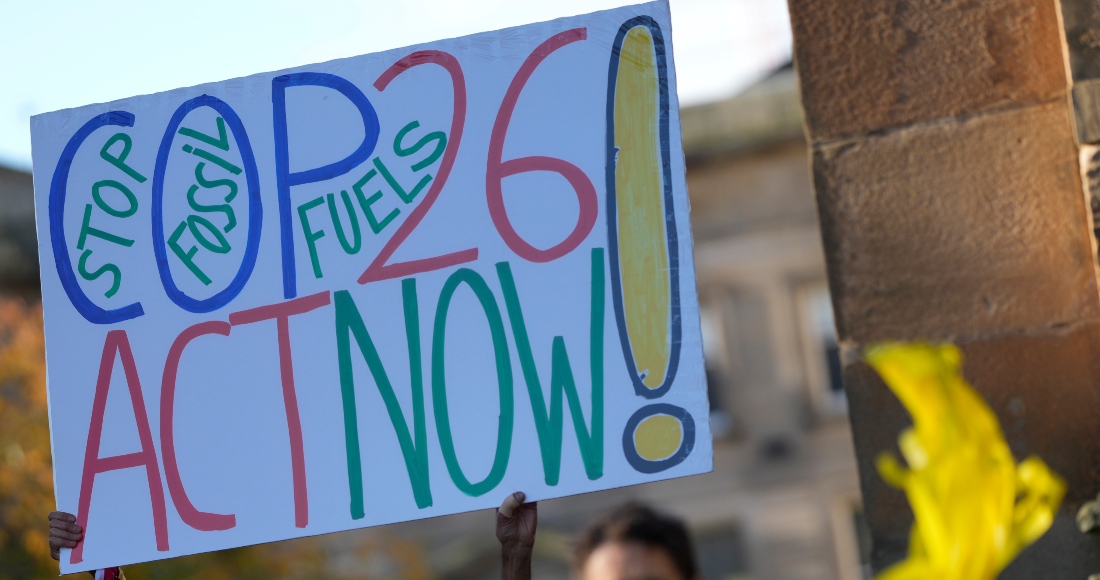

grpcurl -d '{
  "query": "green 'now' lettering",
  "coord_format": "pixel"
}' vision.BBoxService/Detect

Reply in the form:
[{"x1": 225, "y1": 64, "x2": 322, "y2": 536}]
[
  {"x1": 334, "y1": 282, "x2": 432, "y2": 518},
  {"x1": 496, "y1": 248, "x2": 605, "y2": 485},
  {"x1": 432, "y1": 268, "x2": 515, "y2": 497}
]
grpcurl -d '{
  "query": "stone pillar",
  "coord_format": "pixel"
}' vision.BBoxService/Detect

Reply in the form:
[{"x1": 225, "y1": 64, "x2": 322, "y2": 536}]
[{"x1": 787, "y1": 0, "x2": 1100, "y2": 575}]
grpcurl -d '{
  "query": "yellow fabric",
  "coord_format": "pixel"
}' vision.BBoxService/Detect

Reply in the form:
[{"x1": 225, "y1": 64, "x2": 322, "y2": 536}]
[{"x1": 866, "y1": 343, "x2": 1065, "y2": 580}]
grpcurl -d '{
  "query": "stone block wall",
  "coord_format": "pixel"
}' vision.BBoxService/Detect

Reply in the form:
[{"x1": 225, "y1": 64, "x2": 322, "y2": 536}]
[{"x1": 788, "y1": 0, "x2": 1100, "y2": 575}]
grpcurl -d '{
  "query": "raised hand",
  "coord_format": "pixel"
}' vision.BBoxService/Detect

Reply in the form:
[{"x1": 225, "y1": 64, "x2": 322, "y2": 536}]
[
  {"x1": 496, "y1": 491, "x2": 537, "y2": 580},
  {"x1": 48, "y1": 511, "x2": 82, "y2": 561}
]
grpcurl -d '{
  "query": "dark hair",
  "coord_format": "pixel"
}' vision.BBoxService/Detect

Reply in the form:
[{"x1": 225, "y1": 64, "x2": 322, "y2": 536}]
[{"x1": 572, "y1": 502, "x2": 697, "y2": 579}]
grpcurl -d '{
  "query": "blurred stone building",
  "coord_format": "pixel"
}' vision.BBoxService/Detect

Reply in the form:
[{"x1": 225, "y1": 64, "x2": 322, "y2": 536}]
[
  {"x1": 0, "y1": 164, "x2": 38, "y2": 297},
  {"x1": 0, "y1": 67, "x2": 868, "y2": 579}
]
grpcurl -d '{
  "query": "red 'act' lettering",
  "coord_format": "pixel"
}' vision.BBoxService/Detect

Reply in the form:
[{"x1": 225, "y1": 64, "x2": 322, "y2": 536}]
[
  {"x1": 160, "y1": 321, "x2": 236, "y2": 531},
  {"x1": 72, "y1": 330, "x2": 169, "y2": 564},
  {"x1": 228, "y1": 291, "x2": 331, "y2": 528}
]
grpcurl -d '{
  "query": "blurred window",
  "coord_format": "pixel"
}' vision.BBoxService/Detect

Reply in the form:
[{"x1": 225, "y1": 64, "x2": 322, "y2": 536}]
[
  {"x1": 701, "y1": 307, "x2": 734, "y2": 438},
  {"x1": 797, "y1": 283, "x2": 846, "y2": 418},
  {"x1": 694, "y1": 522, "x2": 751, "y2": 580}
]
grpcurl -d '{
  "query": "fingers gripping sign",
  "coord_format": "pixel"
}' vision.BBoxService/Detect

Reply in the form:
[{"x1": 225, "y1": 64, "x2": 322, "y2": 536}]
[
  {"x1": 497, "y1": 491, "x2": 537, "y2": 580},
  {"x1": 48, "y1": 511, "x2": 83, "y2": 561},
  {"x1": 50, "y1": 511, "x2": 127, "y2": 579},
  {"x1": 496, "y1": 491, "x2": 537, "y2": 544}
]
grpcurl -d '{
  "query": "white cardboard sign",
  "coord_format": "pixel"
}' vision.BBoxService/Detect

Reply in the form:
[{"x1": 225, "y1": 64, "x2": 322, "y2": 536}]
[{"x1": 31, "y1": 1, "x2": 711, "y2": 572}]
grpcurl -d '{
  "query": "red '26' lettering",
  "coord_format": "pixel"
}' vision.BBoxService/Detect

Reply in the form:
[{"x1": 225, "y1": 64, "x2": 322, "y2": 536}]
[
  {"x1": 487, "y1": 28, "x2": 598, "y2": 263},
  {"x1": 360, "y1": 29, "x2": 597, "y2": 285},
  {"x1": 359, "y1": 51, "x2": 476, "y2": 284}
]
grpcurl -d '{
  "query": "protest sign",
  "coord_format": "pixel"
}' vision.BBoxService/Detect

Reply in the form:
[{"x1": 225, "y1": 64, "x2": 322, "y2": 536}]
[{"x1": 30, "y1": 0, "x2": 711, "y2": 572}]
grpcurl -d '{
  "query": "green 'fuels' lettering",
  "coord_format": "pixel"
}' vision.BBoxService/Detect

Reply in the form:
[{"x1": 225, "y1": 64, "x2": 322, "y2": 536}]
[
  {"x1": 352, "y1": 169, "x2": 400, "y2": 234},
  {"x1": 374, "y1": 157, "x2": 430, "y2": 204},
  {"x1": 327, "y1": 191, "x2": 362, "y2": 254},
  {"x1": 335, "y1": 284, "x2": 432, "y2": 518},
  {"x1": 496, "y1": 248, "x2": 605, "y2": 485},
  {"x1": 432, "y1": 268, "x2": 514, "y2": 497},
  {"x1": 298, "y1": 197, "x2": 327, "y2": 278},
  {"x1": 393, "y1": 120, "x2": 446, "y2": 172}
]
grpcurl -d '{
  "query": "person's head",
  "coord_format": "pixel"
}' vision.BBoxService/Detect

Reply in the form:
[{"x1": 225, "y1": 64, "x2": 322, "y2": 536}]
[{"x1": 572, "y1": 502, "x2": 698, "y2": 580}]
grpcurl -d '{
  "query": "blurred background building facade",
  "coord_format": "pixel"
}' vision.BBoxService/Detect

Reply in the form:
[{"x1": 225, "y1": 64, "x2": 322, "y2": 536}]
[{"x1": 0, "y1": 67, "x2": 869, "y2": 579}]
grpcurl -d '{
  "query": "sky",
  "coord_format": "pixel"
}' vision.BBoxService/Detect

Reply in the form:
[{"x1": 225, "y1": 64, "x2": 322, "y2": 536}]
[{"x1": 0, "y1": 0, "x2": 792, "y2": 171}]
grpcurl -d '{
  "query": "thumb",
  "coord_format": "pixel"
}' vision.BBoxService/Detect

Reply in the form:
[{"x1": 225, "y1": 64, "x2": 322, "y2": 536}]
[{"x1": 498, "y1": 491, "x2": 526, "y2": 518}]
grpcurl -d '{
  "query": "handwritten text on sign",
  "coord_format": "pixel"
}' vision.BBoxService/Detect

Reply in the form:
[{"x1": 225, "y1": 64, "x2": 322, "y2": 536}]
[{"x1": 30, "y1": 1, "x2": 710, "y2": 572}]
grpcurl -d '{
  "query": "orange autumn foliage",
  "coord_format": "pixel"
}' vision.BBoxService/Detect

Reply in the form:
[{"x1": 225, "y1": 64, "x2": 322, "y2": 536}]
[{"x1": 0, "y1": 300, "x2": 55, "y2": 579}]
